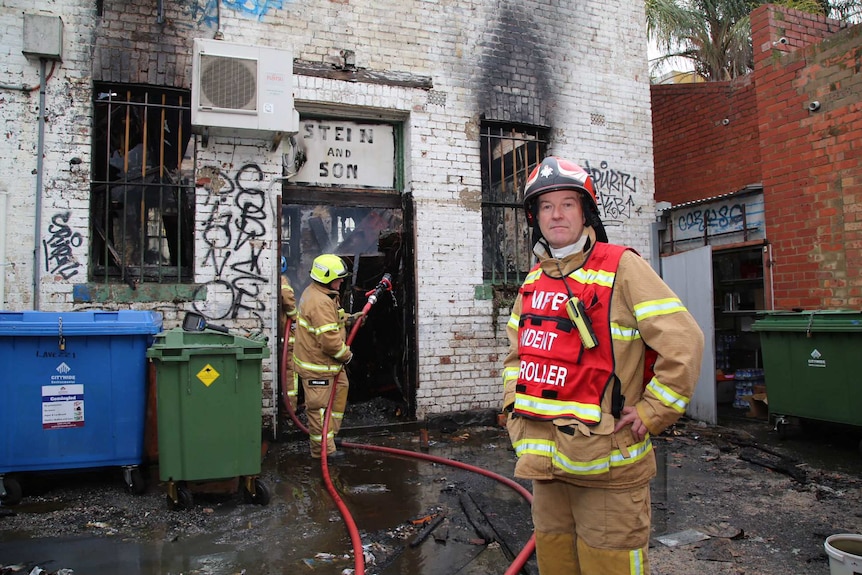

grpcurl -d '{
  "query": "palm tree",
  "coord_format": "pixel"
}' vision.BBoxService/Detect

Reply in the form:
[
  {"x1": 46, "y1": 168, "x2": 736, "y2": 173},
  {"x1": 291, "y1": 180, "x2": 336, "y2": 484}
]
[{"x1": 646, "y1": 0, "x2": 855, "y2": 82}]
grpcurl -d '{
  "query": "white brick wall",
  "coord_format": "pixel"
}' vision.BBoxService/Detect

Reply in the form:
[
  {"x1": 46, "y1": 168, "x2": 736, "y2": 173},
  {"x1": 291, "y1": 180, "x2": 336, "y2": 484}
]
[{"x1": 0, "y1": 0, "x2": 656, "y2": 424}]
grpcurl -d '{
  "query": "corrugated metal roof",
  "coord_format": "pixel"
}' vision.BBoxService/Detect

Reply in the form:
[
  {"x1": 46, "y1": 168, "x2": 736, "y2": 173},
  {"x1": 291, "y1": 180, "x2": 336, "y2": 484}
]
[{"x1": 668, "y1": 184, "x2": 763, "y2": 211}]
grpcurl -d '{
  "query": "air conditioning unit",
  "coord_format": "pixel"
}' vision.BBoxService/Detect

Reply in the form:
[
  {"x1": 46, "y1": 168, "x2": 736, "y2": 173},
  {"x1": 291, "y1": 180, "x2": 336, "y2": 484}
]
[{"x1": 191, "y1": 38, "x2": 299, "y2": 143}]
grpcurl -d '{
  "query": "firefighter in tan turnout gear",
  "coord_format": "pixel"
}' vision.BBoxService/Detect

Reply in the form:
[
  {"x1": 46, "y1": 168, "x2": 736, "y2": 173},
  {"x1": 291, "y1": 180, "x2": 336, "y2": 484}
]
[
  {"x1": 294, "y1": 254, "x2": 353, "y2": 458},
  {"x1": 279, "y1": 257, "x2": 299, "y2": 412},
  {"x1": 502, "y1": 156, "x2": 704, "y2": 575}
]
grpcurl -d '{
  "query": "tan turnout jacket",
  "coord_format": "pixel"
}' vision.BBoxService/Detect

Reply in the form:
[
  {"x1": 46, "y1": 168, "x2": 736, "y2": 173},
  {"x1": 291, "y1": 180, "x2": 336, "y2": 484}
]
[
  {"x1": 293, "y1": 280, "x2": 352, "y2": 381},
  {"x1": 502, "y1": 229, "x2": 704, "y2": 489}
]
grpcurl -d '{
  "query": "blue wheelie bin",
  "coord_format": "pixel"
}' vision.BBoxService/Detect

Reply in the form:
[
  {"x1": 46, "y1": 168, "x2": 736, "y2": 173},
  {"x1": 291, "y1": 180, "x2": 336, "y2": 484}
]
[{"x1": 0, "y1": 310, "x2": 162, "y2": 505}]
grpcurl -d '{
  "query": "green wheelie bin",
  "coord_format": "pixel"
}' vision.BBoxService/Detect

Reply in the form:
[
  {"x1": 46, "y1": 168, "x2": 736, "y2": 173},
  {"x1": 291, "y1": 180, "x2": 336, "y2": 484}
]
[
  {"x1": 147, "y1": 326, "x2": 271, "y2": 510},
  {"x1": 752, "y1": 310, "x2": 862, "y2": 441}
]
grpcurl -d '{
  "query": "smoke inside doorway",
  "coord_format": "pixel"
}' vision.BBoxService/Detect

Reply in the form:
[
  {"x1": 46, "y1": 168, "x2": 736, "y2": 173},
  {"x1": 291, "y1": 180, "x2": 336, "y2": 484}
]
[{"x1": 280, "y1": 202, "x2": 414, "y2": 427}]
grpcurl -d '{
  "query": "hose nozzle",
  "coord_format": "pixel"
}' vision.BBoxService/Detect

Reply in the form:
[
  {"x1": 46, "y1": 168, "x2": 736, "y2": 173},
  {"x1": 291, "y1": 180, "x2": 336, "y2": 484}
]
[
  {"x1": 377, "y1": 273, "x2": 393, "y2": 292},
  {"x1": 365, "y1": 273, "x2": 395, "y2": 306}
]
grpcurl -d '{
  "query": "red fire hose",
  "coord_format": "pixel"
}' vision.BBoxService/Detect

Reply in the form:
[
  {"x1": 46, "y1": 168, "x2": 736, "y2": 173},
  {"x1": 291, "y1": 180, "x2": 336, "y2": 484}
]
[{"x1": 278, "y1": 273, "x2": 536, "y2": 575}]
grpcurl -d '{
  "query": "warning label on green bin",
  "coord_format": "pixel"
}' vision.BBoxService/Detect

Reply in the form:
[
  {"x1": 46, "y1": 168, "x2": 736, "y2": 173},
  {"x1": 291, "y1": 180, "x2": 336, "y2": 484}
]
[{"x1": 197, "y1": 364, "x2": 220, "y2": 386}]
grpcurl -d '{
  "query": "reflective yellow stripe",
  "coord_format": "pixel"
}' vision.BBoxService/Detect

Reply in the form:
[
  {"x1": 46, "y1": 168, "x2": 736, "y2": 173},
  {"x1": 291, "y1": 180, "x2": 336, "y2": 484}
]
[
  {"x1": 524, "y1": 269, "x2": 543, "y2": 285},
  {"x1": 293, "y1": 356, "x2": 341, "y2": 374},
  {"x1": 646, "y1": 378, "x2": 689, "y2": 413},
  {"x1": 297, "y1": 316, "x2": 340, "y2": 336},
  {"x1": 285, "y1": 309, "x2": 297, "y2": 318},
  {"x1": 333, "y1": 344, "x2": 350, "y2": 360},
  {"x1": 502, "y1": 366, "x2": 519, "y2": 386},
  {"x1": 512, "y1": 438, "x2": 555, "y2": 458},
  {"x1": 514, "y1": 436, "x2": 653, "y2": 476},
  {"x1": 610, "y1": 322, "x2": 641, "y2": 342},
  {"x1": 609, "y1": 437, "x2": 653, "y2": 466},
  {"x1": 507, "y1": 312, "x2": 520, "y2": 331},
  {"x1": 633, "y1": 297, "x2": 686, "y2": 321},
  {"x1": 570, "y1": 266, "x2": 615, "y2": 288},
  {"x1": 629, "y1": 548, "x2": 646, "y2": 575},
  {"x1": 514, "y1": 393, "x2": 602, "y2": 423},
  {"x1": 553, "y1": 449, "x2": 611, "y2": 475}
]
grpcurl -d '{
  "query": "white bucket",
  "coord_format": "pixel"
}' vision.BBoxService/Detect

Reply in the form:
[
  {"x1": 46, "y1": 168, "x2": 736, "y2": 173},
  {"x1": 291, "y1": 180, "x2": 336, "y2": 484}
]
[{"x1": 825, "y1": 534, "x2": 862, "y2": 575}]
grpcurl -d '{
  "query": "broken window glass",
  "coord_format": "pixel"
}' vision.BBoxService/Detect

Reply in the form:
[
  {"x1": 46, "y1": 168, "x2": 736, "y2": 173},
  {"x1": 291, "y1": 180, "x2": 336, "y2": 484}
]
[
  {"x1": 90, "y1": 84, "x2": 195, "y2": 286},
  {"x1": 480, "y1": 122, "x2": 548, "y2": 286}
]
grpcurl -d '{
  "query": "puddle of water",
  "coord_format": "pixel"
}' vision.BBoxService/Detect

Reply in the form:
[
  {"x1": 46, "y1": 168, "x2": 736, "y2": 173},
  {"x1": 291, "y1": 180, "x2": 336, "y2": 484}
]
[{"x1": 0, "y1": 427, "x2": 533, "y2": 575}]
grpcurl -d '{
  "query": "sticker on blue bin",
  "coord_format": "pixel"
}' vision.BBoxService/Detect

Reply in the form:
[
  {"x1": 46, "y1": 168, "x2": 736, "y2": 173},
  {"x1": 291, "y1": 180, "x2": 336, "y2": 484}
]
[{"x1": 42, "y1": 383, "x2": 85, "y2": 429}]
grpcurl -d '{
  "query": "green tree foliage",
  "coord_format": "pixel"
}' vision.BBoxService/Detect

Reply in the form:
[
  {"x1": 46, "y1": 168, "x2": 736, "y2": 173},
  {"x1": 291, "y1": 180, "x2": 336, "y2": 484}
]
[{"x1": 647, "y1": 0, "x2": 859, "y2": 82}]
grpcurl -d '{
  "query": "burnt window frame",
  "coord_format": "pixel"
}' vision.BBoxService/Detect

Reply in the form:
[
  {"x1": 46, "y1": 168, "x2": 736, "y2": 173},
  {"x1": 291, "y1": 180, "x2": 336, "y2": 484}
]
[
  {"x1": 480, "y1": 122, "x2": 549, "y2": 286},
  {"x1": 90, "y1": 83, "x2": 195, "y2": 286}
]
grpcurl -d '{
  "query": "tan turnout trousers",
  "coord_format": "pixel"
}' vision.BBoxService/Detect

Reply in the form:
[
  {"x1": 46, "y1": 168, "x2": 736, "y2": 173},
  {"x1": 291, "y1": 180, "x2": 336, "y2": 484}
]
[
  {"x1": 302, "y1": 370, "x2": 349, "y2": 457},
  {"x1": 531, "y1": 479, "x2": 651, "y2": 575}
]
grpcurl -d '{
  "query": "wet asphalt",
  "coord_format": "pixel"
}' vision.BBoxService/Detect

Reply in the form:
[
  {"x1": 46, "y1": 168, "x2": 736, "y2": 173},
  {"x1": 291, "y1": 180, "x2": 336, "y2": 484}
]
[{"x1": 1, "y1": 409, "x2": 861, "y2": 575}]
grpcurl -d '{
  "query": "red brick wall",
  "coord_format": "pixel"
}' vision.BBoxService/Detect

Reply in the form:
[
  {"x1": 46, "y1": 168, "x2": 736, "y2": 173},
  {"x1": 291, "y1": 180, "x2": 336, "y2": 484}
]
[
  {"x1": 651, "y1": 6, "x2": 861, "y2": 310},
  {"x1": 651, "y1": 78, "x2": 761, "y2": 205},
  {"x1": 751, "y1": 6, "x2": 861, "y2": 309}
]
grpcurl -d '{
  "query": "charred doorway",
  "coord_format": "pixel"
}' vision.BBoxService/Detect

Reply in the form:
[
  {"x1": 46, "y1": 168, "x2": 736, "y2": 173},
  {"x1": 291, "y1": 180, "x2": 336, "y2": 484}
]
[{"x1": 279, "y1": 118, "x2": 415, "y2": 429}]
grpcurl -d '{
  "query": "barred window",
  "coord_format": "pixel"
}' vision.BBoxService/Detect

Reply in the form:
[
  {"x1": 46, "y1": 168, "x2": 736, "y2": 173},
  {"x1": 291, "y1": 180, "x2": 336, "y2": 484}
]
[
  {"x1": 90, "y1": 84, "x2": 195, "y2": 286},
  {"x1": 480, "y1": 122, "x2": 548, "y2": 285}
]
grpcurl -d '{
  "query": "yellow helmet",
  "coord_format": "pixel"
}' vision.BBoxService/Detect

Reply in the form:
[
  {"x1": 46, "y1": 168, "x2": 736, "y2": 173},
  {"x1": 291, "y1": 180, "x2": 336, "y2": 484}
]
[{"x1": 310, "y1": 254, "x2": 349, "y2": 284}]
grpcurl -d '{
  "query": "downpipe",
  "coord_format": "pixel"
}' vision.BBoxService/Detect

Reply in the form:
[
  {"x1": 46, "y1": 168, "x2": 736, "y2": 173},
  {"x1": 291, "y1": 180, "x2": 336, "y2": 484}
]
[
  {"x1": 0, "y1": 186, "x2": 7, "y2": 309},
  {"x1": 279, "y1": 273, "x2": 536, "y2": 574},
  {"x1": 32, "y1": 58, "x2": 48, "y2": 310}
]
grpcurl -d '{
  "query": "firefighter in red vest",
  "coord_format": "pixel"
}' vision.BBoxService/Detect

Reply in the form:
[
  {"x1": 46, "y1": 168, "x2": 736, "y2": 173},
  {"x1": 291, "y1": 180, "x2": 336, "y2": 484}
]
[{"x1": 502, "y1": 156, "x2": 704, "y2": 575}]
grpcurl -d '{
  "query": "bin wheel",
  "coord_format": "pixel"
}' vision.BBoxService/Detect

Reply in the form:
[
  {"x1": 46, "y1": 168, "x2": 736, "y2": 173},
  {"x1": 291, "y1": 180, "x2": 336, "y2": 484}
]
[
  {"x1": 126, "y1": 467, "x2": 147, "y2": 496},
  {"x1": 242, "y1": 477, "x2": 271, "y2": 506},
  {"x1": 167, "y1": 485, "x2": 194, "y2": 511},
  {"x1": 776, "y1": 420, "x2": 791, "y2": 439},
  {"x1": 0, "y1": 476, "x2": 22, "y2": 506}
]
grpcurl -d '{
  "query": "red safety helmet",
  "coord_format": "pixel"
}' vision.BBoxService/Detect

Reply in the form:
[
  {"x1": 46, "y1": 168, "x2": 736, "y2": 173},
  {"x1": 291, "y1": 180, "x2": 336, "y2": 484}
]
[{"x1": 523, "y1": 156, "x2": 607, "y2": 243}]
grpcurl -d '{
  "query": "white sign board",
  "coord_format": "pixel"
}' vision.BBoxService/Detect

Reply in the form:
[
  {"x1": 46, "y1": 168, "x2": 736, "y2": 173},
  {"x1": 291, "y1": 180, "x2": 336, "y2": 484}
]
[{"x1": 292, "y1": 120, "x2": 395, "y2": 188}]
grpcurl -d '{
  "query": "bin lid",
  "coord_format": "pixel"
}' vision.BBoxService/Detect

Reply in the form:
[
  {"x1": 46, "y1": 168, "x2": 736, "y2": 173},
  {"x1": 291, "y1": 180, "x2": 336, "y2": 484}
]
[
  {"x1": 0, "y1": 310, "x2": 163, "y2": 336},
  {"x1": 146, "y1": 327, "x2": 271, "y2": 360},
  {"x1": 752, "y1": 310, "x2": 862, "y2": 333}
]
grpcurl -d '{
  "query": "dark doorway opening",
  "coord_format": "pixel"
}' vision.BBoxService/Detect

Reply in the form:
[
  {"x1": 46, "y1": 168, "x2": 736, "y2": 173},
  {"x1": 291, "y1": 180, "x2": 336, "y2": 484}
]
[{"x1": 280, "y1": 187, "x2": 416, "y2": 429}]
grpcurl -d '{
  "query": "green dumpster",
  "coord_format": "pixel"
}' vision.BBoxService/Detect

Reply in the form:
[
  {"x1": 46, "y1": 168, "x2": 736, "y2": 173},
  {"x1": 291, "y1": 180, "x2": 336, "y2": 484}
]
[
  {"x1": 752, "y1": 310, "x2": 862, "y2": 430},
  {"x1": 147, "y1": 327, "x2": 271, "y2": 509}
]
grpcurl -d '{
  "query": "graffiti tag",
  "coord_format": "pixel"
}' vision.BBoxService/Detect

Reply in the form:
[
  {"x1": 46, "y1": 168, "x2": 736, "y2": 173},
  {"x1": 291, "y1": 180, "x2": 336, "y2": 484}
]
[
  {"x1": 584, "y1": 160, "x2": 638, "y2": 226},
  {"x1": 43, "y1": 212, "x2": 82, "y2": 279},
  {"x1": 195, "y1": 164, "x2": 269, "y2": 328}
]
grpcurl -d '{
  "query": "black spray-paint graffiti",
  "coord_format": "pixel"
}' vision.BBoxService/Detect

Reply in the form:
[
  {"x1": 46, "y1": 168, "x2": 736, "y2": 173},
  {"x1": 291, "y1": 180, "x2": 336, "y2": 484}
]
[
  {"x1": 194, "y1": 164, "x2": 269, "y2": 328},
  {"x1": 584, "y1": 161, "x2": 638, "y2": 227},
  {"x1": 43, "y1": 212, "x2": 82, "y2": 279},
  {"x1": 676, "y1": 204, "x2": 746, "y2": 235}
]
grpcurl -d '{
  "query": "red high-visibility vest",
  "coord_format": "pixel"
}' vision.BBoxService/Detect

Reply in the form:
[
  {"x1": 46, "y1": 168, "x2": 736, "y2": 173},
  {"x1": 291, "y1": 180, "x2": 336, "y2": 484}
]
[{"x1": 514, "y1": 243, "x2": 629, "y2": 424}]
